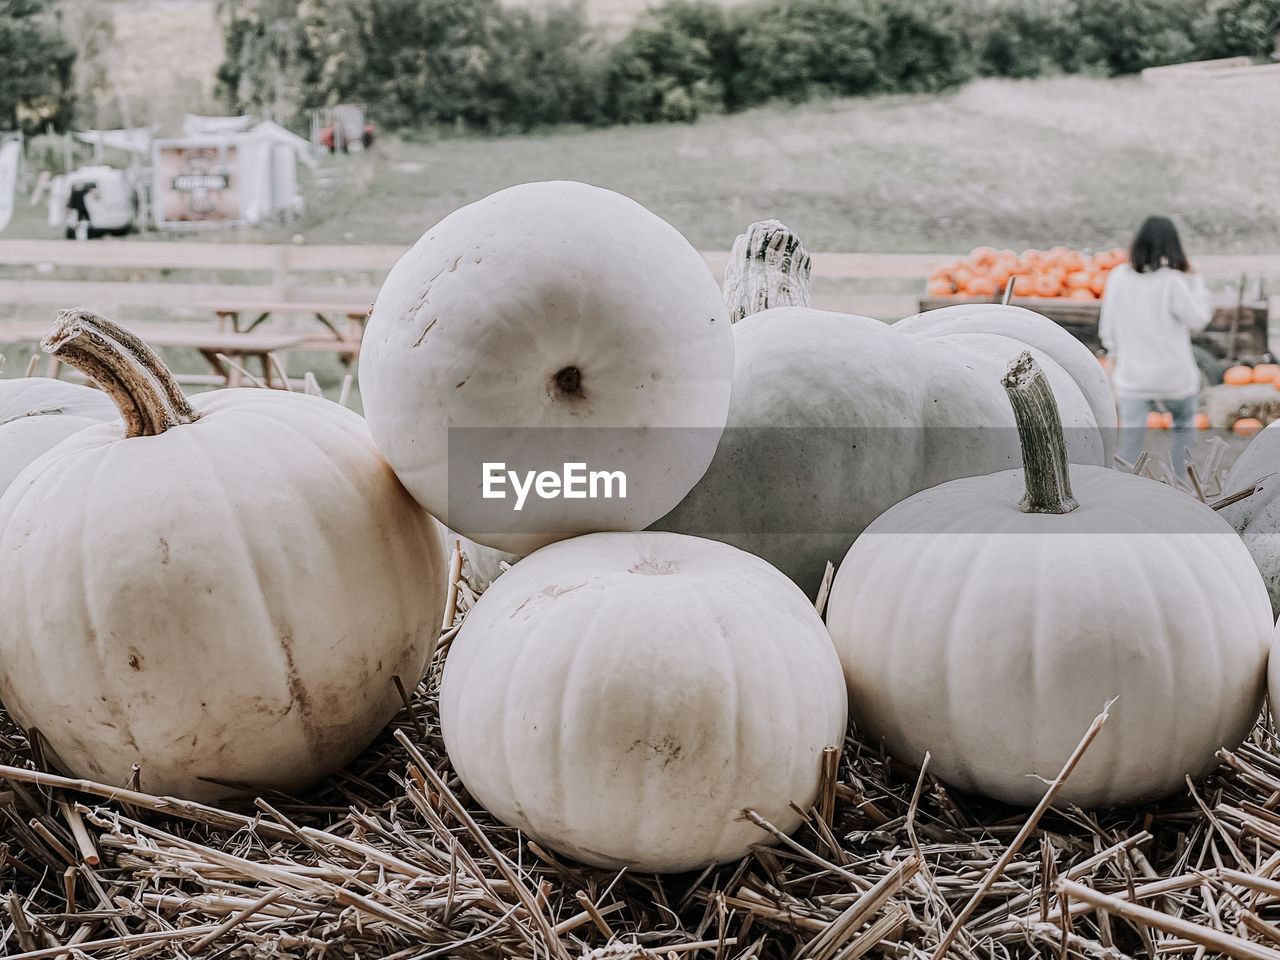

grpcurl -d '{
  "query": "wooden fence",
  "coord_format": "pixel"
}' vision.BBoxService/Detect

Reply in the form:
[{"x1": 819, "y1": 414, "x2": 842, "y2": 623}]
[{"x1": 2, "y1": 240, "x2": 1278, "y2": 326}]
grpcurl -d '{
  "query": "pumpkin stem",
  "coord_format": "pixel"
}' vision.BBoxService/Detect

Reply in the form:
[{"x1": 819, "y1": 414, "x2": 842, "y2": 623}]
[
  {"x1": 1002, "y1": 351, "x2": 1079, "y2": 515},
  {"x1": 40, "y1": 309, "x2": 198, "y2": 439},
  {"x1": 723, "y1": 219, "x2": 813, "y2": 323}
]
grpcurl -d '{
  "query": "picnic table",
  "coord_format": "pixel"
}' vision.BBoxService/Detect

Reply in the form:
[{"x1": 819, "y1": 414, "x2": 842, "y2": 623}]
[
  {"x1": 195, "y1": 299, "x2": 370, "y2": 364},
  {"x1": 0, "y1": 322, "x2": 308, "y2": 388}
]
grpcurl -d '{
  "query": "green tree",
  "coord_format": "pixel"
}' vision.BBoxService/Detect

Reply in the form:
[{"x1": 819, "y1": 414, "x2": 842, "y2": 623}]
[
  {"x1": 470, "y1": 1, "x2": 606, "y2": 131},
  {"x1": 303, "y1": 0, "x2": 503, "y2": 129},
  {"x1": 54, "y1": 1, "x2": 116, "y2": 129},
  {"x1": 216, "y1": 0, "x2": 313, "y2": 127},
  {"x1": 1195, "y1": 0, "x2": 1280, "y2": 59},
  {"x1": 605, "y1": 2, "x2": 736, "y2": 123},
  {"x1": 1064, "y1": 0, "x2": 1200, "y2": 75},
  {"x1": 0, "y1": 0, "x2": 76, "y2": 132}
]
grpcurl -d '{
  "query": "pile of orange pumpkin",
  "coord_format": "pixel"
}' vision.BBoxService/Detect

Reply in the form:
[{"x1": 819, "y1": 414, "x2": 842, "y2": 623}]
[{"x1": 928, "y1": 245, "x2": 1128, "y2": 301}]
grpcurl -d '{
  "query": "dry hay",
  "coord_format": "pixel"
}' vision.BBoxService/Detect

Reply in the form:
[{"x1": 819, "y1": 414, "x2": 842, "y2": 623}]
[{"x1": 2, "y1": 556, "x2": 1280, "y2": 960}]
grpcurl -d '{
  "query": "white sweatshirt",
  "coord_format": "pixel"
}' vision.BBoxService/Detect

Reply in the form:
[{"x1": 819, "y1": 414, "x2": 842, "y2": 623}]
[{"x1": 1098, "y1": 263, "x2": 1213, "y2": 399}]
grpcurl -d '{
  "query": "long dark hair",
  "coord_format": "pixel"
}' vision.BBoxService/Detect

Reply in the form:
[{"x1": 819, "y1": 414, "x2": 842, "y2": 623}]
[{"x1": 1129, "y1": 216, "x2": 1189, "y2": 273}]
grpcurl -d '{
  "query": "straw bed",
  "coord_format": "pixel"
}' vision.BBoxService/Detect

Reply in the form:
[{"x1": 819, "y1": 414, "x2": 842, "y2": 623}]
[
  {"x1": 1, "y1": 518, "x2": 1279, "y2": 960},
  {"x1": 3, "y1": 626, "x2": 1280, "y2": 960}
]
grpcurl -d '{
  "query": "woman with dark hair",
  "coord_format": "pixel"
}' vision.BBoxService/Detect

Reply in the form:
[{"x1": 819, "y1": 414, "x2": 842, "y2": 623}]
[{"x1": 1099, "y1": 215, "x2": 1212, "y2": 478}]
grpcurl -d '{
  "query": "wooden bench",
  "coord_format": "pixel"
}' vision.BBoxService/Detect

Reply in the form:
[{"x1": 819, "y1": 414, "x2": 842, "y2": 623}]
[
  {"x1": 0, "y1": 321, "x2": 308, "y2": 388},
  {"x1": 195, "y1": 299, "x2": 369, "y2": 363}
]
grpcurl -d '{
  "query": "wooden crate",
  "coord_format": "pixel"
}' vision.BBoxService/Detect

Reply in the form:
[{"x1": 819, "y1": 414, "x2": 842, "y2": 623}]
[{"x1": 917, "y1": 295, "x2": 1270, "y2": 362}]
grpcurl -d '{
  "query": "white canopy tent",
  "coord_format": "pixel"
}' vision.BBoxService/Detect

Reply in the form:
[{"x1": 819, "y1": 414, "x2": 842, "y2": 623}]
[
  {"x1": 74, "y1": 127, "x2": 158, "y2": 157},
  {"x1": 182, "y1": 114, "x2": 255, "y2": 137},
  {"x1": 153, "y1": 121, "x2": 311, "y2": 229}
]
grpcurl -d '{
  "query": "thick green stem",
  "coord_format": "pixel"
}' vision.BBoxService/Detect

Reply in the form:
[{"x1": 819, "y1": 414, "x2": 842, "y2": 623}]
[
  {"x1": 40, "y1": 309, "x2": 198, "y2": 439},
  {"x1": 723, "y1": 219, "x2": 813, "y2": 323},
  {"x1": 1001, "y1": 351, "x2": 1079, "y2": 515}
]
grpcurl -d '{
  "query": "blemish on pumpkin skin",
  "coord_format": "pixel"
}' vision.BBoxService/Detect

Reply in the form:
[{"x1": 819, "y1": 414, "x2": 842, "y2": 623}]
[
  {"x1": 127, "y1": 650, "x2": 142, "y2": 671},
  {"x1": 542, "y1": 582, "x2": 586, "y2": 598},
  {"x1": 411, "y1": 316, "x2": 439, "y2": 348},
  {"x1": 277, "y1": 634, "x2": 315, "y2": 741},
  {"x1": 630, "y1": 735, "x2": 684, "y2": 767},
  {"x1": 158, "y1": 537, "x2": 170, "y2": 564}
]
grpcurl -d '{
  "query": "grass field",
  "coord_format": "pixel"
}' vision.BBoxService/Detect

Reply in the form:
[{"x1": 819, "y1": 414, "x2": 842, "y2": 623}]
[{"x1": 276, "y1": 74, "x2": 1280, "y2": 257}]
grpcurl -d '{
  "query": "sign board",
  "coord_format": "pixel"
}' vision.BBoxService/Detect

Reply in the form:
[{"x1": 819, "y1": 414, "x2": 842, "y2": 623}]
[
  {"x1": 152, "y1": 140, "x2": 242, "y2": 228},
  {"x1": 0, "y1": 139, "x2": 20, "y2": 234}
]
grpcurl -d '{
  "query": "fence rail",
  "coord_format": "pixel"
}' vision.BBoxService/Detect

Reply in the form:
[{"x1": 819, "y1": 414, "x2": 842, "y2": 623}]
[{"x1": 1, "y1": 241, "x2": 1278, "y2": 325}]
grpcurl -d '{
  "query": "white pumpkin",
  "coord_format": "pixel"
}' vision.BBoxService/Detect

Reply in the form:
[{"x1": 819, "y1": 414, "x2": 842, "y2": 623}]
[
  {"x1": 0, "y1": 376, "x2": 117, "y2": 493},
  {"x1": 653, "y1": 301, "x2": 1116, "y2": 597},
  {"x1": 826, "y1": 353, "x2": 1271, "y2": 808},
  {"x1": 0, "y1": 311, "x2": 448, "y2": 801},
  {"x1": 1216, "y1": 421, "x2": 1280, "y2": 616},
  {"x1": 439, "y1": 531, "x2": 848, "y2": 873},
  {"x1": 359, "y1": 180, "x2": 734, "y2": 555},
  {"x1": 0, "y1": 375, "x2": 117, "y2": 421}
]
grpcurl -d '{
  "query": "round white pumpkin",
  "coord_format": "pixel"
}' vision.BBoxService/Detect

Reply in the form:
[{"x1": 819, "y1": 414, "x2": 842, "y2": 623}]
[
  {"x1": 1216, "y1": 421, "x2": 1280, "y2": 616},
  {"x1": 359, "y1": 180, "x2": 734, "y2": 555},
  {"x1": 439, "y1": 531, "x2": 848, "y2": 872},
  {"x1": 826, "y1": 353, "x2": 1271, "y2": 808},
  {"x1": 653, "y1": 302, "x2": 1116, "y2": 598},
  {"x1": 0, "y1": 376, "x2": 117, "y2": 494},
  {"x1": 0, "y1": 375, "x2": 117, "y2": 421},
  {"x1": 0, "y1": 311, "x2": 448, "y2": 801}
]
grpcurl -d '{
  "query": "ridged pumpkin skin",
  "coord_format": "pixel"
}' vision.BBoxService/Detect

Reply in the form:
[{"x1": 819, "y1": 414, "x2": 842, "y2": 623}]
[
  {"x1": 652, "y1": 303, "x2": 1116, "y2": 597},
  {"x1": 1217, "y1": 421, "x2": 1280, "y2": 616},
  {"x1": 0, "y1": 377, "x2": 117, "y2": 492},
  {"x1": 359, "y1": 180, "x2": 734, "y2": 556},
  {"x1": 439, "y1": 531, "x2": 848, "y2": 873},
  {"x1": 827, "y1": 465, "x2": 1271, "y2": 808},
  {"x1": 0, "y1": 376, "x2": 117, "y2": 421},
  {"x1": 0, "y1": 388, "x2": 447, "y2": 801}
]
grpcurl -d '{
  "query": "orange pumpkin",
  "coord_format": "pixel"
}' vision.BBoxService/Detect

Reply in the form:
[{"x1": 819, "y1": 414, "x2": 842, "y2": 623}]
[
  {"x1": 1088, "y1": 271, "x2": 1107, "y2": 297},
  {"x1": 1068, "y1": 288, "x2": 1096, "y2": 300},
  {"x1": 1253, "y1": 364, "x2": 1280, "y2": 384},
  {"x1": 1225, "y1": 366, "x2": 1255, "y2": 386},
  {"x1": 1032, "y1": 274, "x2": 1061, "y2": 298},
  {"x1": 1065, "y1": 270, "x2": 1092, "y2": 290},
  {"x1": 966, "y1": 275, "x2": 999, "y2": 298},
  {"x1": 969, "y1": 246, "x2": 998, "y2": 268},
  {"x1": 1012, "y1": 274, "x2": 1034, "y2": 297},
  {"x1": 1195, "y1": 413, "x2": 1210, "y2": 430},
  {"x1": 927, "y1": 277, "x2": 954, "y2": 297},
  {"x1": 1060, "y1": 251, "x2": 1085, "y2": 273},
  {"x1": 1146, "y1": 411, "x2": 1173, "y2": 430},
  {"x1": 1235, "y1": 418, "x2": 1263, "y2": 436},
  {"x1": 951, "y1": 267, "x2": 974, "y2": 291}
]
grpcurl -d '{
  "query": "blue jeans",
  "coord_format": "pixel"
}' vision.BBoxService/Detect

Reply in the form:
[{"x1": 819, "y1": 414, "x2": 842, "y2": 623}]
[{"x1": 1116, "y1": 395, "x2": 1197, "y2": 478}]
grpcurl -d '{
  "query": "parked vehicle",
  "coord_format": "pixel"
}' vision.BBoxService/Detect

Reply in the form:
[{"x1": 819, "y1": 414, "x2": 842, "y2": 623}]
[
  {"x1": 319, "y1": 123, "x2": 374, "y2": 153},
  {"x1": 48, "y1": 166, "x2": 138, "y2": 238}
]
